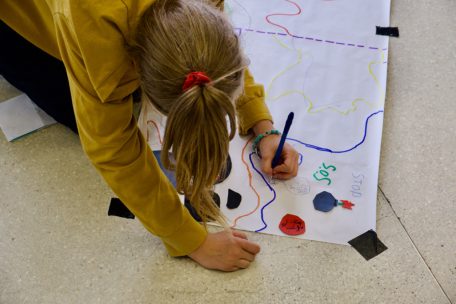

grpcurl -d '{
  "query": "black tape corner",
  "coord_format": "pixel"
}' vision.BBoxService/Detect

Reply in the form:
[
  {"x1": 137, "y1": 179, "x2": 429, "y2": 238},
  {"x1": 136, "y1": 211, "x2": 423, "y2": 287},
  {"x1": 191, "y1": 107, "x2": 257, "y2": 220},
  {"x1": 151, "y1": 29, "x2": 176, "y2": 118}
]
[
  {"x1": 348, "y1": 230, "x2": 387, "y2": 261},
  {"x1": 376, "y1": 26, "x2": 399, "y2": 37},
  {"x1": 108, "y1": 198, "x2": 135, "y2": 219}
]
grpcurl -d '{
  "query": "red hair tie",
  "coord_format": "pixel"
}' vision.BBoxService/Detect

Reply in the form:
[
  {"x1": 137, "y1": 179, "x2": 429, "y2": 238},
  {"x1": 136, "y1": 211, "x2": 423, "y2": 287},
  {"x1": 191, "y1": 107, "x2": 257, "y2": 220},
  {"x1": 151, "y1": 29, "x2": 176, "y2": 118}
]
[{"x1": 182, "y1": 71, "x2": 211, "y2": 91}]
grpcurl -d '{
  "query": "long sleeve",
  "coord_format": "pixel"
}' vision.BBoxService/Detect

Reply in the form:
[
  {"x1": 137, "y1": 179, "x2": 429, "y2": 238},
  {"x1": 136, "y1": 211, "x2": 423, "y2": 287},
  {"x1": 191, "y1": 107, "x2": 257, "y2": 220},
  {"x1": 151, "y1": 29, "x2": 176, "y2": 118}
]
[
  {"x1": 0, "y1": 0, "x2": 271, "y2": 257},
  {"x1": 236, "y1": 68, "x2": 274, "y2": 135},
  {"x1": 49, "y1": 2, "x2": 207, "y2": 257}
]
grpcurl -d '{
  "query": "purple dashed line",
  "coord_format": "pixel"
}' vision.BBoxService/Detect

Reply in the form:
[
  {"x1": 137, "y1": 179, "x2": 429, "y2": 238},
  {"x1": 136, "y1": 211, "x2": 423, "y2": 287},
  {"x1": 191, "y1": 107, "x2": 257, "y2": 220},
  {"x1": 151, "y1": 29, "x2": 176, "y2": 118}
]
[{"x1": 238, "y1": 27, "x2": 387, "y2": 51}]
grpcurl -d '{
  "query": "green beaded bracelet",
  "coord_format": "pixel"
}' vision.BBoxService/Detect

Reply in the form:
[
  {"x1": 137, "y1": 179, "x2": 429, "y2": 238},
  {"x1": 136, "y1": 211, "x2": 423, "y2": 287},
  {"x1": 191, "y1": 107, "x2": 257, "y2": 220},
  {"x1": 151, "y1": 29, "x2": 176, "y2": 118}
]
[{"x1": 252, "y1": 129, "x2": 281, "y2": 158}]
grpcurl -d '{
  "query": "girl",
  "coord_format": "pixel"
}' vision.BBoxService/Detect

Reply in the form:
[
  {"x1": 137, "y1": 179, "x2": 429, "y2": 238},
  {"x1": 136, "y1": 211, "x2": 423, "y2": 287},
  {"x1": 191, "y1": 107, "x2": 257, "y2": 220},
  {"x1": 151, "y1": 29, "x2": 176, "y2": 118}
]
[{"x1": 0, "y1": 0, "x2": 299, "y2": 272}]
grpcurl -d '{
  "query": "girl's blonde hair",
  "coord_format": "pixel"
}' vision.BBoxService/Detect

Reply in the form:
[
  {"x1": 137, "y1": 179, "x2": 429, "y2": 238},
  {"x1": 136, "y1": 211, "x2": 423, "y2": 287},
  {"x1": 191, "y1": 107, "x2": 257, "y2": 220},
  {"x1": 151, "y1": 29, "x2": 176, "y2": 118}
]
[{"x1": 131, "y1": 0, "x2": 246, "y2": 224}]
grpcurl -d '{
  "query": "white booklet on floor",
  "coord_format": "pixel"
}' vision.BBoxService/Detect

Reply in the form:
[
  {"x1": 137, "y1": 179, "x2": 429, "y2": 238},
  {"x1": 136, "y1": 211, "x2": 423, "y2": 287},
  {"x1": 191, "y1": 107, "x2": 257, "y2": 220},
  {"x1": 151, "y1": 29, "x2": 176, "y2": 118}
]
[{"x1": 0, "y1": 93, "x2": 56, "y2": 141}]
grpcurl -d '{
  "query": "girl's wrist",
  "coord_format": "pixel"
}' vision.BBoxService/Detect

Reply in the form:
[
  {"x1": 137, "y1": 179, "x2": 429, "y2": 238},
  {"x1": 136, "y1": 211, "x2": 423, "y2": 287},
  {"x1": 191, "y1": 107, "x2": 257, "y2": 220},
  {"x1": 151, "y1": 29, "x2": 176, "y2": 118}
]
[
  {"x1": 252, "y1": 129, "x2": 280, "y2": 158},
  {"x1": 252, "y1": 120, "x2": 274, "y2": 136}
]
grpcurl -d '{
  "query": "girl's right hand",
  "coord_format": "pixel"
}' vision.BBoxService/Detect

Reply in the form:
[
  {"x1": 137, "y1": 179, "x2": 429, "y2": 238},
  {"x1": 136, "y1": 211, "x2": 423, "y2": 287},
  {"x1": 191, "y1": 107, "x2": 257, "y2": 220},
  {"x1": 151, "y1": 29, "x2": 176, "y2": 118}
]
[{"x1": 188, "y1": 229, "x2": 261, "y2": 272}]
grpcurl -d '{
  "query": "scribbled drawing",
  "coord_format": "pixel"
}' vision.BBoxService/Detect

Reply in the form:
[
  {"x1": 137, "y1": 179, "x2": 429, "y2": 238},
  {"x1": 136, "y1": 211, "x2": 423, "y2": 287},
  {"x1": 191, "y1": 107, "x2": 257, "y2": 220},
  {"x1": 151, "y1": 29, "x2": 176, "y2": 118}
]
[
  {"x1": 284, "y1": 176, "x2": 311, "y2": 195},
  {"x1": 264, "y1": 35, "x2": 387, "y2": 115}
]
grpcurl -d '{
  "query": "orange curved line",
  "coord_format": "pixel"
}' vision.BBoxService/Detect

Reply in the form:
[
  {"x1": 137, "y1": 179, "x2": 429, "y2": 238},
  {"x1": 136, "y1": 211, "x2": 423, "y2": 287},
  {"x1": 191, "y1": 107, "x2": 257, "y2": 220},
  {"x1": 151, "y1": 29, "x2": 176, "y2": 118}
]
[
  {"x1": 230, "y1": 137, "x2": 262, "y2": 228},
  {"x1": 146, "y1": 120, "x2": 163, "y2": 145}
]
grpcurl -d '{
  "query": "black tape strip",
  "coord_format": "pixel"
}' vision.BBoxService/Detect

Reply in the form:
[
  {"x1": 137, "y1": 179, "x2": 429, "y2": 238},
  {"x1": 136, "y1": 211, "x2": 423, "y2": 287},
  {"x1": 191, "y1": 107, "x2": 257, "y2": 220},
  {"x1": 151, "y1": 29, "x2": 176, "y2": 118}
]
[
  {"x1": 348, "y1": 230, "x2": 387, "y2": 260},
  {"x1": 108, "y1": 198, "x2": 135, "y2": 219},
  {"x1": 376, "y1": 26, "x2": 399, "y2": 37}
]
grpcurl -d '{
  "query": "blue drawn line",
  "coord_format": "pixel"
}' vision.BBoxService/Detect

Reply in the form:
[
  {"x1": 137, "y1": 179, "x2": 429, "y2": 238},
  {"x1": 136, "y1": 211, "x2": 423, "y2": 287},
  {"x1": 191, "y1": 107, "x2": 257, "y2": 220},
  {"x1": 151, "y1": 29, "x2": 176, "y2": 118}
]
[
  {"x1": 248, "y1": 153, "x2": 276, "y2": 232},
  {"x1": 250, "y1": 152, "x2": 304, "y2": 233},
  {"x1": 287, "y1": 110, "x2": 384, "y2": 153}
]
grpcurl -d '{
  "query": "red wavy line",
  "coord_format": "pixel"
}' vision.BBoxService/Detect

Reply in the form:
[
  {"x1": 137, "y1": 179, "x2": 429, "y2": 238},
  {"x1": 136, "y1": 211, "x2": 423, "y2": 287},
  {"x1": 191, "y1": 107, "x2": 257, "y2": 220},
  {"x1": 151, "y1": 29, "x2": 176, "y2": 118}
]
[
  {"x1": 265, "y1": 0, "x2": 302, "y2": 36},
  {"x1": 146, "y1": 120, "x2": 163, "y2": 145}
]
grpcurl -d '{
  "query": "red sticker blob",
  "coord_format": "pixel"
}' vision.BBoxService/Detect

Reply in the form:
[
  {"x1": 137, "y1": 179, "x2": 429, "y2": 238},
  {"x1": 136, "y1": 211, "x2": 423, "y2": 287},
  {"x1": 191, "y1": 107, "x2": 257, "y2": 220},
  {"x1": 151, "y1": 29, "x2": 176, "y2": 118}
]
[
  {"x1": 340, "y1": 200, "x2": 355, "y2": 210},
  {"x1": 279, "y1": 214, "x2": 305, "y2": 236}
]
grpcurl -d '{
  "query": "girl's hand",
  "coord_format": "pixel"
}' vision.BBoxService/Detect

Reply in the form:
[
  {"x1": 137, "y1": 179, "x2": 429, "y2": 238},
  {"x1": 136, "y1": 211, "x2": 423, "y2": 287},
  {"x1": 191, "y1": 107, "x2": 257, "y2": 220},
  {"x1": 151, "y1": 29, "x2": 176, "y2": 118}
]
[
  {"x1": 188, "y1": 229, "x2": 260, "y2": 272},
  {"x1": 252, "y1": 120, "x2": 299, "y2": 180},
  {"x1": 258, "y1": 136, "x2": 299, "y2": 180}
]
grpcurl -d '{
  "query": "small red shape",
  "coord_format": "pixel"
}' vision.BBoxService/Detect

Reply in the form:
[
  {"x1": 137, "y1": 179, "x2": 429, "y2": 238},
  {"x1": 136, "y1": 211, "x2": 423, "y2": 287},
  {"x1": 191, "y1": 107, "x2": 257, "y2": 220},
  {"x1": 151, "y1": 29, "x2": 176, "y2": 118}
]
[
  {"x1": 279, "y1": 214, "x2": 305, "y2": 236},
  {"x1": 340, "y1": 200, "x2": 355, "y2": 210}
]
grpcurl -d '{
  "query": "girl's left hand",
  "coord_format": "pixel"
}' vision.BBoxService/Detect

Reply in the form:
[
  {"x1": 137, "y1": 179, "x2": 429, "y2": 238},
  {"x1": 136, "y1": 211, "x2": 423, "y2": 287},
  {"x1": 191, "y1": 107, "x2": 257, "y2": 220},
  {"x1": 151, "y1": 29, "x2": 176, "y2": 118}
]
[{"x1": 258, "y1": 135, "x2": 299, "y2": 180}]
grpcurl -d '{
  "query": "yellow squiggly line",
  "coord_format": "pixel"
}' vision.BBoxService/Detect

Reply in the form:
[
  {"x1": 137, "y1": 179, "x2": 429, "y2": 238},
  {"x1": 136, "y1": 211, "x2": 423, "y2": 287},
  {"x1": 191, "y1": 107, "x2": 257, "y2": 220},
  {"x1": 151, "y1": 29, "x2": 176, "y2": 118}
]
[{"x1": 265, "y1": 36, "x2": 386, "y2": 115}]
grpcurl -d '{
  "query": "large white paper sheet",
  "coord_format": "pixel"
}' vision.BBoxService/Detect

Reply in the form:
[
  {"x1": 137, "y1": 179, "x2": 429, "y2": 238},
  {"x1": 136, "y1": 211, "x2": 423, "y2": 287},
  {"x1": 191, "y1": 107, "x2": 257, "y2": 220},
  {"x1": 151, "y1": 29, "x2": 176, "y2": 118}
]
[
  {"x1": 142, "y1": 0, "x2": 391, "y2": 245},
  {"x1": 217, "y1": 0, "x2": 391, "y2": 244}
]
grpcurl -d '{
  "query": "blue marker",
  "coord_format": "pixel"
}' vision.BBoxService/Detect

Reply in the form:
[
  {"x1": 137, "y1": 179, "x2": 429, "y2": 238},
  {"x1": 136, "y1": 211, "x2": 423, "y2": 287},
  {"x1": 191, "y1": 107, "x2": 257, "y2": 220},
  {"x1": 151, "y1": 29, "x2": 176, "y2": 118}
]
[{"x1": 271, "y1": 112, "x2": 294, "y2": 169}]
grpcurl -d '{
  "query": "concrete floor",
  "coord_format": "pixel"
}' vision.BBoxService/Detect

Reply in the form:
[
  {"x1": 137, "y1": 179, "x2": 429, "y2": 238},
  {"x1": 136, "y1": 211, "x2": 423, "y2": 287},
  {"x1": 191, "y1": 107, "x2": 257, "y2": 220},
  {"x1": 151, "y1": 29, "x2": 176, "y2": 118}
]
[{"x1": 1, "y1": 1, "x2": 455, "y2": 303}]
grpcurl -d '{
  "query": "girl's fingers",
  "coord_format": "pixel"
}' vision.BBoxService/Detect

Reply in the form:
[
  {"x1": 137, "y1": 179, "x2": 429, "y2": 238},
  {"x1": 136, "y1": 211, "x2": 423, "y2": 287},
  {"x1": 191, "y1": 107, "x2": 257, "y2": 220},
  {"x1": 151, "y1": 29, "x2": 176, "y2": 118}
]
[
  {"x1": 232, "y1": 230, "x2": 248, "y2": 239},
  {"x1": 240, "y1": 250, "x2": 256, "y2": 262},
  {"x1": 272, "y1": 172, "x2": 293, "y2": 180},
  {"x1": 272, "y1": 162, "x2": 289, "y2": 173},
  {"x1": 236, "y1": 259, "x2": 251, "y2": 269},
  {"x1": 237, "y1": 237, "x2": 261, "y2": 255}
]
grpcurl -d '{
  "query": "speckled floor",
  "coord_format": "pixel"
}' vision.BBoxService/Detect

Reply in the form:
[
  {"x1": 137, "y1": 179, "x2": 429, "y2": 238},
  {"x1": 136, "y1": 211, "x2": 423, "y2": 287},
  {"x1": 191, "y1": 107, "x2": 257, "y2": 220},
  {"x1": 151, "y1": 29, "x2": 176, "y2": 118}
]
[{"x1": 1, "y1": 1, "x2": 455, "y2": 303}]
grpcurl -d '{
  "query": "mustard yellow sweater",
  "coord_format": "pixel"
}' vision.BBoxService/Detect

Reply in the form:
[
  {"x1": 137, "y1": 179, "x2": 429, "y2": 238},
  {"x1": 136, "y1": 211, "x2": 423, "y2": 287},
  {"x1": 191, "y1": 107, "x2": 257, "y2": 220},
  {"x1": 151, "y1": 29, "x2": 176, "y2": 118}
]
[{"x1": 0, "y1": 0, "x2": 272, "y2": 256}]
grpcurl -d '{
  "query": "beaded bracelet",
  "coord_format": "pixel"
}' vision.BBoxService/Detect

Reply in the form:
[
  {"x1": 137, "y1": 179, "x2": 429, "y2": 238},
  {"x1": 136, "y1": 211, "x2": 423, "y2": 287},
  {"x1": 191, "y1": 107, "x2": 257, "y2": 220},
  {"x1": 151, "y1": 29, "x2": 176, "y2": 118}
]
[{"x1": 252, "y1": 129, "x2": 281, "y2": 158}]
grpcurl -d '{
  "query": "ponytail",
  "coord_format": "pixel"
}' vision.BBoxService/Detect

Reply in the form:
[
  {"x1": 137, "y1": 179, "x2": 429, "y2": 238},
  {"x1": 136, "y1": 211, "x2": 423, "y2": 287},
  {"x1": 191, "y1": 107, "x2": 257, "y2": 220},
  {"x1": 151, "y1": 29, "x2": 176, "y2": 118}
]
[
  {"x1": 162, "y1": 84, "x2": 236, "y2": 223},
  {"x1": 131, "y1": 0, "x2": 246, "y2": 224}
]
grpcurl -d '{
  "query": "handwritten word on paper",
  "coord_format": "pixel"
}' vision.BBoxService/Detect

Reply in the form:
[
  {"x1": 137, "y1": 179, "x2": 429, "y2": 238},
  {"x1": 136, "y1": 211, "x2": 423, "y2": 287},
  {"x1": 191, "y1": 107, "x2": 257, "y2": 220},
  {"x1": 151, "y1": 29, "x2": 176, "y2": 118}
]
[
  {"x1": 351, "y1": 173, "x2": 365, "y2": 198},
  {"x1": 312, "y1": 162, "x2": 336, "y2": 185}
]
